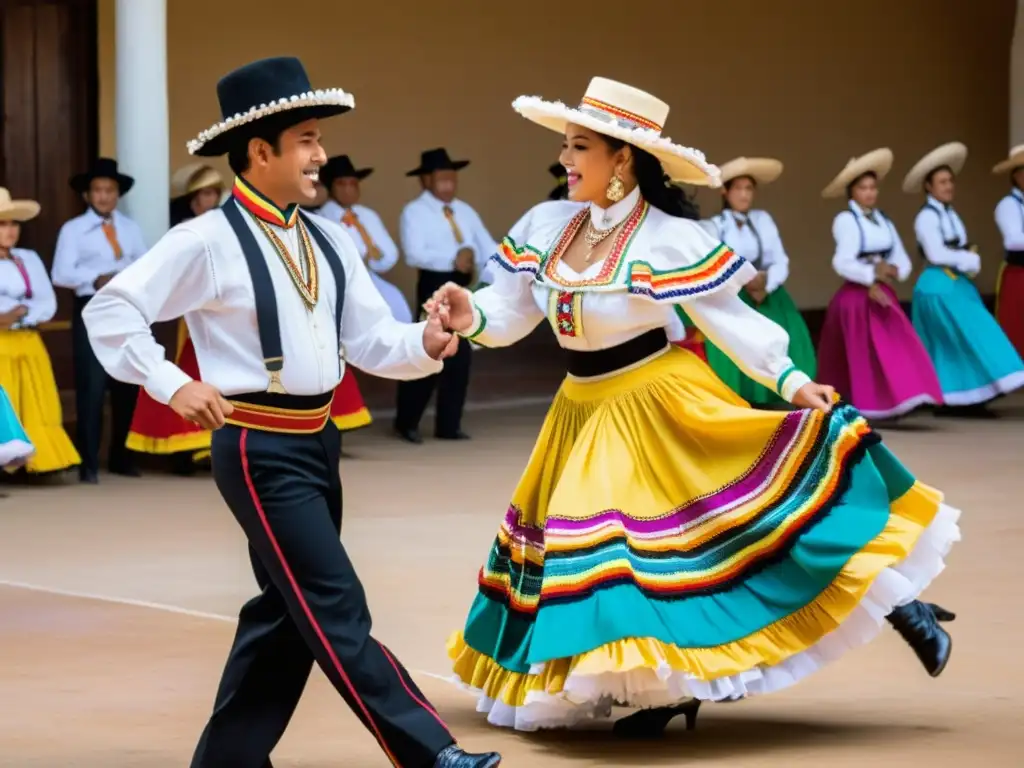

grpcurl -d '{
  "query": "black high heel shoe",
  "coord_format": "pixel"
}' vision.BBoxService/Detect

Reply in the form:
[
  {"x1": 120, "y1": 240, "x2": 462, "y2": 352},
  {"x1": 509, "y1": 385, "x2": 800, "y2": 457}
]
[
  {"x1": 612, "y1": 699, "x2": 701, "y2": 738},
  {"x1": 927, "y1": 603, "x2": 956, "y2": 622},
  {"x1": 886, "y1": 600, "x2": 952, "y2": 677}
]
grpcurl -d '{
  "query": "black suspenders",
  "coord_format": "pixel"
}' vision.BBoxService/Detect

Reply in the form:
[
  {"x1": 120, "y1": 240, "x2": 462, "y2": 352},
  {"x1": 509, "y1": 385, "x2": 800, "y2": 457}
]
[{"x1": 221, "y1": 199, "x2": 347, "y2": 393}]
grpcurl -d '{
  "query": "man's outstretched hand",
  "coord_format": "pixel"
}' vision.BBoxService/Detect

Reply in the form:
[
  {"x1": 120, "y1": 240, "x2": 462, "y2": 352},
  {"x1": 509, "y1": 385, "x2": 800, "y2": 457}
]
[{"x1": 423, "y1": 308, "x2": 459, "y2": 360}]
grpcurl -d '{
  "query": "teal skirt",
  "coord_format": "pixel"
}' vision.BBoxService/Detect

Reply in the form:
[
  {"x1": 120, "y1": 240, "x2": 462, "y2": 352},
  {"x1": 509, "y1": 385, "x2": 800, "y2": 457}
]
[
  {"x1": 912, "y1": 266, "x2": 1024, "y2": 405},
  {"x1": 703, "y1": 286, "x2": 818, "y2": 407}
]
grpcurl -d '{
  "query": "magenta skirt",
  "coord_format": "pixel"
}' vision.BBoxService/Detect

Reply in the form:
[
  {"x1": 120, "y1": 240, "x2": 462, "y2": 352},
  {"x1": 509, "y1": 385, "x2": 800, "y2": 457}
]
[{"x1": 817, "y1": 282, "x2": 943, "y2": 419}]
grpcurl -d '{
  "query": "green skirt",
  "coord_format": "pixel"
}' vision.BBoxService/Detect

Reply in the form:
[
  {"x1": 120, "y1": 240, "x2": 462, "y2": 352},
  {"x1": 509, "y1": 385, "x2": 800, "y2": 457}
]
[{"x1": 704, "y1": 286, "x2": 817, "y2": 407}]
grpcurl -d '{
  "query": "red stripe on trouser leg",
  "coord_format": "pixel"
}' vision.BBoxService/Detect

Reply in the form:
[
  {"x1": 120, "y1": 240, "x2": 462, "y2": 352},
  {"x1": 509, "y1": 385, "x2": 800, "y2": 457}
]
[
  {"x1": 238, "y1": 428, "x2": 403, "y2": 768},
  {"x1": 376, "y1": 641, "x2": 451, "y2": 731}
]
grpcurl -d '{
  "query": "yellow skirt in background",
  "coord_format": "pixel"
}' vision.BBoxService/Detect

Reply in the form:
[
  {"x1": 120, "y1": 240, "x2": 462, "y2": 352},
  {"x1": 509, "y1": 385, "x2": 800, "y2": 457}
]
[{"x1": 0, "y1": 330, "x2": 80, "y2": 473}]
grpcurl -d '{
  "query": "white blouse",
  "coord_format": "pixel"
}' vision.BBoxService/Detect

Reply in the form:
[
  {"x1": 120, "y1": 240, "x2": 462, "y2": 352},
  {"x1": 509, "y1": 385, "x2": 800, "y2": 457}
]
[
  {"x1": 459, "y1": 186, "x2": 812, "y2": 402},
  {"x1": 703, "y1": 209, "x2": 790, "y2": 293},
  {"x1": 994, "y1": 188, "x2": 1024, "y2": 251},
  {"x1": 0, "y1": 248, "x2": 57, "y2": 328},
  {"x1": 831, "y1": 201, "x2": 912, "y2": 286},
  {"x1": 913, "y1": 195, "x2": 979, "y2": 274}
]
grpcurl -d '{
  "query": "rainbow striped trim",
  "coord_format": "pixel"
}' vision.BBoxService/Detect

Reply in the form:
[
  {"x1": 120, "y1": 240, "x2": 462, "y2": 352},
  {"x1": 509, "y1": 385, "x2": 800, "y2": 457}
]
[
  {"x1": 478, "y1": 406, "x2": 875, "y2": 613},
  {"x1": 232, "y1": 176, "x2": 299, "y2": 228},
  {"x1": 493, "y1": 237, "x2": 543, "y2": 276},
  {"x1": 627, "y1": 243, "x2": 749, "y2": 302},
  {"x1": 579, "y1": 97, "x2": 663, "y2": 132}
]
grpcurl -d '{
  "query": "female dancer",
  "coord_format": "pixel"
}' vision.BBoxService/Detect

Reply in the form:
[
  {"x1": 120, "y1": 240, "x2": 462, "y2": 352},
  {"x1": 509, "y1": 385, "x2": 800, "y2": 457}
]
[
  {"x1": 905, "y1": 142, "x2": 1024, "y2": 415},
  {"x1": 816, "y1": 149, "x2": 943, "y2": 420},
  {"x1": 701, "y1": 157, "x2": 816, "y2": 407},
  {"x1": 125, "y1": 164, "x2": 225, "y2": 474},
  {"x1": 992, "y1": 145, "x2": 1024, "y2": 357},
  {"x1": 0, "y1": 188, "x2": 80, "y2": 474},
  {"x1": 0, "y1": 385, "x2": 34, "y2": 472},
  {"x1": 430, "y1": 79, "x2": 959, "y2": 735}
]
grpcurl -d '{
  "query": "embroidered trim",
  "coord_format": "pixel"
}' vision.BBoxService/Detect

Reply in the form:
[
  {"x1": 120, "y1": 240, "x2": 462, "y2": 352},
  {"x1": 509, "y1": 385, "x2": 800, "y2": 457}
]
[
  {"x1": 542, "y1": 200, "x2": 648, "y2": 288},
  {"x1": 776, "y1": 365, "x2": 798, "y2": 395},
  {"x1": 232, "y1": 176, "x2": 299, "y2": 228},
  {"x1": 465, "y1": 303, "x2": 488, "y2": 340},
  {"x1": 549, "y1": 290, "x2": 584, "y2": 338},
  {"x1": 627, "y1": 243, "x2": 749, "y2": 301}
]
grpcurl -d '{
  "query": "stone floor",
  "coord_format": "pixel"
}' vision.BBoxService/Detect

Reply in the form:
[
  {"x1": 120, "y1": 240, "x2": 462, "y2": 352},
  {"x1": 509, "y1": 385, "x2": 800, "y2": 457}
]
[{"x1": 1, "y1": 396, "x2": 1022, "y2": 766}]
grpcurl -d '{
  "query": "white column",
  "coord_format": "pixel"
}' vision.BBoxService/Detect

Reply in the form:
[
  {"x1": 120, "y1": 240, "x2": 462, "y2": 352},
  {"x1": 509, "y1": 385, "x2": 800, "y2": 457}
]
[
  {"x1": 1011, "y1": 0, "x2": 1024, "y2": 146},
  {"x1": 115, "y1": 0, "x2": 168, "y2": 247}
]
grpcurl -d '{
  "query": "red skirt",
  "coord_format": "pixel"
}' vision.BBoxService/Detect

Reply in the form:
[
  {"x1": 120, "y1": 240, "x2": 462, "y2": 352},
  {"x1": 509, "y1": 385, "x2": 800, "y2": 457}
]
[
  {"x1": 330, "y1": 367, "x2": 372, "y2": 432},
  {"x1": 996, "y1": 263, "x2": 1024, "y2": 358},
  {"x1": 126, "y1": 320, "x2": 211, "y2": 456},
  {"x1": 671, "y1": 327, "x2": 708, "y2": 363}
]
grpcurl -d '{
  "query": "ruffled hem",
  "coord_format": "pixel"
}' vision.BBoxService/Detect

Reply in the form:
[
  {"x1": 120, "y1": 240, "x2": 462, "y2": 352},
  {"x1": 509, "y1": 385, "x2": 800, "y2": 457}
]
[
  {"x1": 859, "y1": 393, "x2": 940, "y2": 421},
  {"x1": 447, "y1": 502, "x2": 960, "y2": 731},
  {"x1": 942, "y1": 369, "x2": 1024, "y2": 406},
  {"x1": 0, "y1": 439, "x2": 35, "y2": 470}
]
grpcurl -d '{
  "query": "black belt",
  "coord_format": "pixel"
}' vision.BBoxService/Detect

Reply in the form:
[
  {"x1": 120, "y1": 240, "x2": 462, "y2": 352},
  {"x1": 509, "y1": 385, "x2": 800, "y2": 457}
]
[
  {"x1": 856, "y1": 251, "x2": 891, "y2": 262},
  {"x1": 228, "y1": 390, "x2": 334, "y2": 410},
  {"x1": 566, "y1": 328, "x2": 669, "y2": 377},
  {"x1": 1007, "y1": 250, "x2": 1024, "y2": 267}
]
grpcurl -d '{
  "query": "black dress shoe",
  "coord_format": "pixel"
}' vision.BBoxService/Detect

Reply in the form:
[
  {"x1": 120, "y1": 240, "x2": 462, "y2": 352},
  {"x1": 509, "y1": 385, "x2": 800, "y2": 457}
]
[
  {"x1": 433, "y1": 745, "x2": 501, "y2": 768},
  {"x1": 79, "y1": 469, "x2": 99, "y2": 484},
  {"x1": 613, "y1": 699, "x2": 701, "y2": 738},
  {"x1": 927, "y1": 602, "x2": 956, "y2": 622},
  {"x1": 109, "y1": 465, "x2": 141, "y2": 478},
  {"x1": 886, "y1": 600, "x2": 952, "y2": 676},
  {"x1": 394, "y1": 427, "x2": 423, "y2": 444},
  {"x1": 435, "y1": 430, "x2": 471, "y2": 440}
]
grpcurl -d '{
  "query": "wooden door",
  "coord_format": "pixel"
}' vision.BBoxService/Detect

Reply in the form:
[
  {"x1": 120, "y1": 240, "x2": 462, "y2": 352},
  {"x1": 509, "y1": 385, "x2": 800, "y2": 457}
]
[{"x1": 0, "y1": 0, "x2": 98, "y2": 396}]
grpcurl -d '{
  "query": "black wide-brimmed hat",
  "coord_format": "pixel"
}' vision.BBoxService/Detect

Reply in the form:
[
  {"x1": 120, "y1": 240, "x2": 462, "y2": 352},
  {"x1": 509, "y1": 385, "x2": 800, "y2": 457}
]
[
  {"x1": 187, "y1": 56, "x2": 354, "y2": 157},
  {"x1": 405, "y1": 148, "x2": 470, "y2": 177},
  {"x1": 321, "y1": 155, "x2": 372, "y2": 187},
  {"x1": 548, "y1": 162, "x2": 568, "y2": 201},
  {"x1": 70, "y1": 157, "x2": 135, "y2": 195}
]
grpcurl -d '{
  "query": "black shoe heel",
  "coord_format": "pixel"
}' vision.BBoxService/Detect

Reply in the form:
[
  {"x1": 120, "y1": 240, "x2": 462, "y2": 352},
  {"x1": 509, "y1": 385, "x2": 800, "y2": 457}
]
[
  {"x1": 887, "y1": 600, "x2": 953, "y2": 677},
  {"x1": 613, "y1": 699, "x2": 701, "y2": 738}
]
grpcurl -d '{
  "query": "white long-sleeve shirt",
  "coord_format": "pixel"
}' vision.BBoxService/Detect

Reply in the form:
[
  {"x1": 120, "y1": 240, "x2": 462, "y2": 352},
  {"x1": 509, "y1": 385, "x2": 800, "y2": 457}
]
[
  {"x1": 316, "y1": 199, "x2": 400, "y2": 275},
  {"x1": 995, "y1": 188, "x2": 1024, "y2": 252},
  {"x1": 82, "y1": 204, "x2": 442, "y2": 406},
  {"x1": 703, "y1": 209, "x2": 790, "y2": 293},
  {"x1": 461, "y1": 187, "x2": 811, "y2": 402},
  {"x1": 50, "y1": 209, "x2": 148, "y2": 297},
  {"x1": 831, "y1": 201, "x2": 912, "y2": 286},
  {"x1": 0, "y1": 248, "x2": 57, "y2": 328},
  {"x1": 400, "y1": 190, "x2": 497, "y2": 274},
  {"x1": 914, "y1": 195, "x2": 979, "y2": 274}
]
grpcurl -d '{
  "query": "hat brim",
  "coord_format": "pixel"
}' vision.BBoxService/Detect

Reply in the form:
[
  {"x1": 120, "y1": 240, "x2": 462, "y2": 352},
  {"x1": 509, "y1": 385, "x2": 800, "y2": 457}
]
[
  {"x1": 821, "y1": 148, "x2": 894, "y2": 199},
  {"x1": 512, "y1": 95, "x2": 720, "y2": 187},
  {"x1": 902, "y1": 142, "x2": 967, "y2": 194},
  {"x1": 719, "y1": 158, "x2": 783, "y2": 186},
  {"x1": 189, "y1": 93, "x2": 354, "y2": 157},
  {"x1": 405, "y1": 160, "x2": 470, "y2": 177},
  {"x1": 69, "y1": 173, "x2": 135, "y2": 195},
  {"x1": 992, "y1": 152, "x2": 1024, "y2": 176},
  {"x1": 0, "y1": 201, "x2": 41, "y2": 222}
]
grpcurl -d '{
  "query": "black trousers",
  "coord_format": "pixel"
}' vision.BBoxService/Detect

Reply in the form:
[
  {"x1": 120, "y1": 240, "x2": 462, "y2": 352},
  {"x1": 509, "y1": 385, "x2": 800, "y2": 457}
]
[
  {"x1": 72, "y1": 295, "x2": 139, "y2": 475},
  {"x1": 192, "y1": 421, "x2": 453, "y2": 768},
  {"x1": 394, "y1": 269, "x2": 472, "y2": 436}
]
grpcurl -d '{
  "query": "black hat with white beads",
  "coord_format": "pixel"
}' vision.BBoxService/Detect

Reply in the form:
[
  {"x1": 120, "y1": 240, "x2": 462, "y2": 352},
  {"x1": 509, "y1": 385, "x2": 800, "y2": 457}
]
[{"x1": 187, "y1": 56, "x2": 353, "y2": 157}]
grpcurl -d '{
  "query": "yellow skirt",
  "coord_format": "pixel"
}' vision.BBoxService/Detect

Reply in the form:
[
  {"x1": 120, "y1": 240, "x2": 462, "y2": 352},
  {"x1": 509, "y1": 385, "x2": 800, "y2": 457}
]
[
  {"x1": 0, "y1": 330, "x2": 80, "y2": 473},
  {"x1": 447, "y1": 346, "x2": 959, "y2": 730}
]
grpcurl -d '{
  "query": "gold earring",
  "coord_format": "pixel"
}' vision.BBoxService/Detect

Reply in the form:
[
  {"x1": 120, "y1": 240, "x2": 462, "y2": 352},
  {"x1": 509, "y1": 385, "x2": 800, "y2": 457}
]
[{"x1": 606, "y1": 173, "x2": 625, "y2": 202}]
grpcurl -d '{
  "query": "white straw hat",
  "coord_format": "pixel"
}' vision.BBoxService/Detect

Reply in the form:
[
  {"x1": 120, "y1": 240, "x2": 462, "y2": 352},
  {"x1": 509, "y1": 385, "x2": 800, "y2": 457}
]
[
  {"x1": 512, "y1": 77, "x2": 720, "y2": 187},
  {"x1": 718, "y1": 157, "x2": 783, "y2": 186},
  {"x1": 992, "y1": 144, "x2": 1024, "y2": 175},
  {"x1": 821, "y1": 148, "x2": 894, "y2": 199},
  {"x1": 902, "y1": 142, "x2": 967, "y2": 194},
  {"x1": 0, "y1": 188, "x2": 41, "y2": 222},
  {"x1": 171, "y1": 163, "x2": 226, "y2": 199}
]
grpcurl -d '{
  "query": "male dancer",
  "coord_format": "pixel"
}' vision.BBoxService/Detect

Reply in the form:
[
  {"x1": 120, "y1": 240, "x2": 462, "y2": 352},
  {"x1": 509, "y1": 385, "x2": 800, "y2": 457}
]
[{"x1": 82, "y1": 56, "x2": 500, "y2": 768}]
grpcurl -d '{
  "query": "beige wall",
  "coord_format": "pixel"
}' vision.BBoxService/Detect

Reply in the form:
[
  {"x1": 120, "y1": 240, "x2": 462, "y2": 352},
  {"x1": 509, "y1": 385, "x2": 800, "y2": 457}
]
[{"x1": 98, "y1": 0, "x2": 1015, "y2": 306}]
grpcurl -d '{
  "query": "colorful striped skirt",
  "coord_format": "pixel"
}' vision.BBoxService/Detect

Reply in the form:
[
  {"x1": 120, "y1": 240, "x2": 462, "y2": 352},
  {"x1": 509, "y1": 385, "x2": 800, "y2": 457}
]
[{"x1": 447, "y1": 345, "x2": 960, "y2": 730}]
